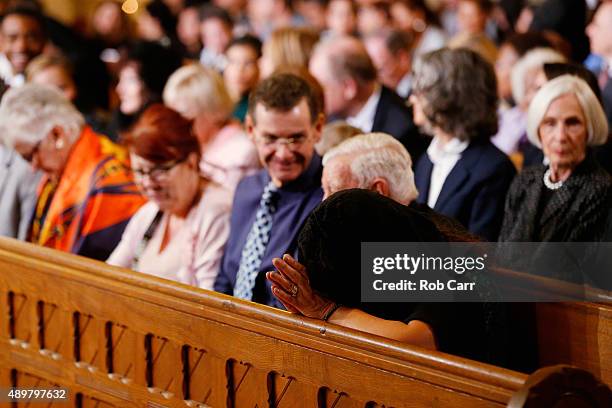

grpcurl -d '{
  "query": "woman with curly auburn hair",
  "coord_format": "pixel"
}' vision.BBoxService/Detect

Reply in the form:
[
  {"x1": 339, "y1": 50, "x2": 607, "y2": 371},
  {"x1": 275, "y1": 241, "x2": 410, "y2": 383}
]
[{"x1": 411, "y1": 47, "x2": 516, "y2": 241}]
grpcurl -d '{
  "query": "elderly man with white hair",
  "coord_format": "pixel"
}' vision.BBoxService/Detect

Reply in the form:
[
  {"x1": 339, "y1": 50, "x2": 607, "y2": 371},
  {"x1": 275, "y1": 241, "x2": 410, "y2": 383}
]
[
  {"x1": 321, "y1": 132, "x2": 418, "y2": 204},
  {"x1": 0, "y1": 84, "x2": 145, "y2": 260},
  {"x1": 266, "y1": 132, "x2": 482, "y2": 349},
  {"x1": 321, "y1": 132, "x2": 473, "y2": 240}
]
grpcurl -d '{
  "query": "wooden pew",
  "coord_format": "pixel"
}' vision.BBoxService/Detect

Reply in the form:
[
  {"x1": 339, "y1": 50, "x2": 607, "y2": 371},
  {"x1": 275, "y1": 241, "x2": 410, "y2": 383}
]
[
  {"x1": 536, "y1": 302, "x2": 612, "y2": 386},
  {"x1": 490, "y1": 266, "x2": 612, "y2": 385},
  {"x1": 508, "y1": 365, "x2": 612, "y2": 407},
  {"x1": 0, "y1": 238, "x2": 527, "y2": 407}
]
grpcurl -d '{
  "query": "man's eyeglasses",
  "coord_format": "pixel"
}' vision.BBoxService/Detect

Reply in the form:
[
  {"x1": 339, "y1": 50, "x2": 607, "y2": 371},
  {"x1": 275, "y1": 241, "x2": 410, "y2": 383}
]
[
  {"x1": 132, "y1": 158, "x2": 185, "y2": 181},
  {"x1": 257, "y1": 134, "x2": 308, "y2": 149}
]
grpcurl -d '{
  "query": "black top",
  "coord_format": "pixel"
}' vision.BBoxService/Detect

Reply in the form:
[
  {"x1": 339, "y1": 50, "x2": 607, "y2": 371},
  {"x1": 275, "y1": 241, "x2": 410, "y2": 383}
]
[
  {"x1": 500, "y1": 152, "x2": 612, "y2": 243},
  {"x1": 297, "y1": 189, "x2": 503, "y2": 364}
]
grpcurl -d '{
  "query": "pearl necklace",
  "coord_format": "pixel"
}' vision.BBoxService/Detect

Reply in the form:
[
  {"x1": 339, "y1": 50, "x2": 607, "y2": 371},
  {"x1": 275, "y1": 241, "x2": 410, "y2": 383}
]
[{"x1": 543, "y1": 168, "x2": 564, "y2": 190}]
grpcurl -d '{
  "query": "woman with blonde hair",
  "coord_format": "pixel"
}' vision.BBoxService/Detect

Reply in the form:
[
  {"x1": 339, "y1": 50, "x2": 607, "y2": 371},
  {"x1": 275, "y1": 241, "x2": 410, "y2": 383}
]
[
  {"x1": 163, "y1": 64, "x2": 259, "y2": 190},
  {"x1": 492, "y1": 47, "x2": 566, "y2": 156},
  {"x1": 259, "y1": 27, "x2": 320, "y2": 78}
]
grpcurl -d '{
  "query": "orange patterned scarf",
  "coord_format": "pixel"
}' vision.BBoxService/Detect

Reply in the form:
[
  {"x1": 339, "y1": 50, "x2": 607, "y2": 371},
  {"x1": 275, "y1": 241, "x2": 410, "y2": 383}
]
[{"x1": 30, "y1": 127, "x2": 146, "y2": 260}]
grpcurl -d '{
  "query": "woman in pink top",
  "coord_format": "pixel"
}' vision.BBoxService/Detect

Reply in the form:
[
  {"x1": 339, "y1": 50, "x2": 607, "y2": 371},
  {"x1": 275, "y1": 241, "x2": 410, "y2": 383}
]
[
  {"x1": 163, "y1": 64, "x2": 260, "y2": 191},
  {"x1": 107, "y1": 105, "x2": 232, "y2": 289}
]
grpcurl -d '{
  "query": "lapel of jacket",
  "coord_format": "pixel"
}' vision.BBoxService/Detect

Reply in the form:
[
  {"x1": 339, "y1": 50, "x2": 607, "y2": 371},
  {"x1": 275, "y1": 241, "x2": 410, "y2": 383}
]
[
  {"x1": 433, "y1": 142, "x2": 478, "y2": 211},
  {"x1": 371, "y1": 86, "x2": 389, "y2": 133},
  {"x1": 538, "y1": 164, "x2": 589, "y2": 234},
  {"x1": 514, "y1": 168, "x2": 544, "y2": 241},
  {"x1": 415, "y1": 154, "x2": 433, "y2": 204}
]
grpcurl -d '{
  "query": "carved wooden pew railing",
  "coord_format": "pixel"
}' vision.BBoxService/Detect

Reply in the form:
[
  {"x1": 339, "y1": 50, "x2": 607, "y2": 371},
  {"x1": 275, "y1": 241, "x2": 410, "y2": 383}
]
[
  {"x1": 536, "y1": 301, "x2": 612, "y2": 385},
  {"x1": 0, "y1": 238, "x2": 530, "y2": 407},
  {"x1": 488, "y1": 266, "x2": 612, "y2": 385}
]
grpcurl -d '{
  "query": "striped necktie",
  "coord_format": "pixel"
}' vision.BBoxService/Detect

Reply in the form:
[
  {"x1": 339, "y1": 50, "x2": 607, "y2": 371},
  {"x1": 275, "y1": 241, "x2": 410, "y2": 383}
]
[{"x1": 233, "y1": 181, "x2": 279, "y2": 300}]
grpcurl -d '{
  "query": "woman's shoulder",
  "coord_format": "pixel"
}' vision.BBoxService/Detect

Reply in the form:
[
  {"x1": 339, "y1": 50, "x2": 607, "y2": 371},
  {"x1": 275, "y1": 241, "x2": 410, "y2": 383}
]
[
  {"x1": 130, "y1": 201, "x2": 160, "y2": 222},
  {"x1": 118, "y1": 201, "x2": 160, "y2": 240},
  {"x1": 504, "y1": 165, "x2": 543, "y2": 197},
  {"x1": 197, "y1": 182, "x2": 234, "y2": 213},
  {"x1": 207, "y1": 125, "x2": 258, "y2": 163},
  {"x1": 468, "y1": 140, "x2": 516, "y2": 173},
  {"x1": 574, "y1": 155, "x2": 612, "y2": 192}
]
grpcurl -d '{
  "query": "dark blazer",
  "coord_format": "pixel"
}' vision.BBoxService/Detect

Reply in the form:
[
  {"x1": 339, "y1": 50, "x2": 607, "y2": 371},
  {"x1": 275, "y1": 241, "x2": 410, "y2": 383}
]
[
  {"x1": 499, "y1": 153, "x2": 612, "y2": 243},
  {"x1": 498, "y1": 154, "x2": 612, "y2": 287},
  {"x1": 602, "y1": 79, "x2": 612, "y2": 129},
  {"x1": 415, "y1": 140, "x2": 516, "y2": 241},
  {"x1": 372, "y1": 86, "x2": 430, "y2": 163}
]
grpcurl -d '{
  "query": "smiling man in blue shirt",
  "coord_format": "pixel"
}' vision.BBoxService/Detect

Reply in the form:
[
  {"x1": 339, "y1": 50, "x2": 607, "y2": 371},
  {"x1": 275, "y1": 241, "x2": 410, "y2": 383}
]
[{"x1": 214, "y1": 72, "x2": 325, "y2": 307}]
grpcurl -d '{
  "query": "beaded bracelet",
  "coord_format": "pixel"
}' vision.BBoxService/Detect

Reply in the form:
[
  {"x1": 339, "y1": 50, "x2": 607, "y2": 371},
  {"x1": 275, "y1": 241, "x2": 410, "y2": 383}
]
[{"x1": 322, "y1": 303, "x2": 342, "y2": 322}]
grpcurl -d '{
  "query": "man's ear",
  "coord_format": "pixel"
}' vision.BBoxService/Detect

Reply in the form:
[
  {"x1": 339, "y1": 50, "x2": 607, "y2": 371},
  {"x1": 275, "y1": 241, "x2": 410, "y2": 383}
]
[
  {"x1": 50, "y1": 125, "x2": 68, "y2": 149},
  {"x1": 398, "y1": 50, "x2": 411, "y2": 69},
  {"x1": 342, "y1": 78, "x2": 358, "y2": 100},
  {"x1": 371, "y1": 178, "x2": 391, "y2": 198},
  {"x1": 245, "y1": 114, "x2": 255, "y2": 141},
  {"x1": 50, "y1": 125, "x2": 64, "y2": 141},
  {"x1": 187, "y1": 151, "x2": 199, "y2": 169},
  {"x1": 312, "y1": 112, "x2": 325, "y2": 143}
]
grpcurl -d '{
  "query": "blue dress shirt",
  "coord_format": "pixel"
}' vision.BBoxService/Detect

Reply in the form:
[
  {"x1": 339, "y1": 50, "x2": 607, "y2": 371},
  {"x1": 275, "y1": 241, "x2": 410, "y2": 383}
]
[{"x1": 214, "y1": 155, "x2": 323, "y2": 307}]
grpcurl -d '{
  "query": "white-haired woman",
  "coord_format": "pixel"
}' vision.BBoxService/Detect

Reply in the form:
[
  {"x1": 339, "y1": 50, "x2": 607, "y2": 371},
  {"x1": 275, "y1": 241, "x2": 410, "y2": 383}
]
[
  {"x1": 492, "y1": 47, "x2": 566, "y2": 156},
  {"x1": 163, "y1": 64, "x2": 260, "y2": 191},
  {"x1": 500, "y1": 75, "x2": 612, "y2": 242},
  {"x1": 0, "y1": 84, "x2": 145, "y2": 260}
]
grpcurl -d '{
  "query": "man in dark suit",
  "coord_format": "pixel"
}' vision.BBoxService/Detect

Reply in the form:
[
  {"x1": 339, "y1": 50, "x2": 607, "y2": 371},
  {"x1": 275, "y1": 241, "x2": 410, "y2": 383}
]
[
  {"x1": 364, "y1": 30, "x2": 413, "y2": 100},
  {"x1": 587, "y1": 2, "x2": 612, "y2": 127},
  {"x1": 309, "y1": 35, "x2": 429, "y2": 162}
]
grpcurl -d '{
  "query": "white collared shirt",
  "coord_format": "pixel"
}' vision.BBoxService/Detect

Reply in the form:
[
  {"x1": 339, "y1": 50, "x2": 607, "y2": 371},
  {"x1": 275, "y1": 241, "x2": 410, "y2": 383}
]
[
  {"x1": 346, "y1": 85, "x2": 382, "y2": 132},
  {"x1": 0, "y1": 53, "x2": 24, "y2": 88},
  {"x1": 199, "y1": 48, "x2": 227, "y2": 72},
  {"x1": 426, "y1": 136, "x2": 469, "y2": 208},
  {"x1": 396, "y1": 73, "x2": 412, "y2": 99}
]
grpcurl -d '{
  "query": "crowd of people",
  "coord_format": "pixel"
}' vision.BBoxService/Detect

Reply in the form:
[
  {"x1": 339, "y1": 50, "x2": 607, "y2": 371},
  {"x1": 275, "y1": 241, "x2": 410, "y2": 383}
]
[{"x1": 0, "y1": 0, "x2": 611, "y2": 370}]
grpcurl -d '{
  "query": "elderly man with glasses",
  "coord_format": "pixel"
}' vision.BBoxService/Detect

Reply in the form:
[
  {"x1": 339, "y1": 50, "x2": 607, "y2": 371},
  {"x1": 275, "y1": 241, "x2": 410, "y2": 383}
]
[{"x1": 214, "y1": 72, "x2": 325, "y2": 308}]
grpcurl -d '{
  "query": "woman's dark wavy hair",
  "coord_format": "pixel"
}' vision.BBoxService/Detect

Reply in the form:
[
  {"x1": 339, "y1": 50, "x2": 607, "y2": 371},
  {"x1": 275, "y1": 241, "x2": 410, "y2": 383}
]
[
  {"x1": 412, "y1": 47, "x2": 499, "y2": 142},
  {"x1": 125, "y1": 41, "x2": 183, "y2": 102},
  {"x1": 297, "y1": 189, "x2": 446, "y2": 311}
]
